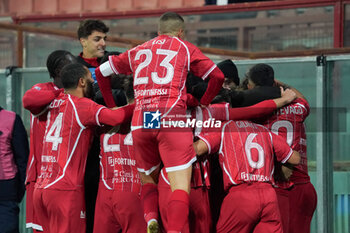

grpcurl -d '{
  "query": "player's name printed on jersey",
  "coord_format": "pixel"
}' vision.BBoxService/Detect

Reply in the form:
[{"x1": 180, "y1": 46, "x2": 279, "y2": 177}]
[
  {"x1": 240, "y1": 172, "x2": 270, "y2": 182},
  {"x1": 48, "y1": 99, "x2": 64, "y2": 109},
  {"x1": 276, "y1": 104, "x2": 305, "y2": 115},
  {"x1": 143, "y1": 110, "x2": 221, "y2": 129}
]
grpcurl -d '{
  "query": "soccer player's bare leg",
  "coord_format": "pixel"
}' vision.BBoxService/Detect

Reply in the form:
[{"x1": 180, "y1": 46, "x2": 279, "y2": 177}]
[{"x1": 166, "y1": 166, "x2": 192, "y2": 233}]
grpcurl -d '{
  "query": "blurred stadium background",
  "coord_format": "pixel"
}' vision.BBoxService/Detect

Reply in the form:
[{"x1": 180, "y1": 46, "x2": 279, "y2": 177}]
[{"x1": 0, "y1": 0, "x2": 349, "y2": 232}]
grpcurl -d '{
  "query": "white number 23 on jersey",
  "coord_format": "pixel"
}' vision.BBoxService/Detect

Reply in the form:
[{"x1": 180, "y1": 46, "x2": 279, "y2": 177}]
[{"x1": 134, "y1": 49, "x2": 178, "y2": 86}]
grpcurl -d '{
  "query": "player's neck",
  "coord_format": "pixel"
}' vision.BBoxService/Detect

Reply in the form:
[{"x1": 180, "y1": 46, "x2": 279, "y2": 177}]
[{"x1": 64, "y1": 88, "x2": 84, "y2": 98}]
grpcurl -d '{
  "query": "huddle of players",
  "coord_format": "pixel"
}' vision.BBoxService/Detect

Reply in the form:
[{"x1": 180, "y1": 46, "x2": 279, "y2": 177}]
[{"x1": 22, "y1": 12, "x2": 316, "y2": 233}]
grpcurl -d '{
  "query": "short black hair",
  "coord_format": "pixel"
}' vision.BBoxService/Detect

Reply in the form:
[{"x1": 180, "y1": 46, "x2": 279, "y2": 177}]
[
  {"x1": 60, "y1": 63, "x2": 89, "y2": 89},
  {"x1": 46, "y1": 50, "x2": 76, "y2": 79},
  {"x1": 217, "y1": 59, "x2": 239, "y2": 86},
  {"x1": 77, "y1": 19, "x2": 109, "y2": 39},
  {"x1": 247, "y1": 63, "x2": 274, "y2": 87}
]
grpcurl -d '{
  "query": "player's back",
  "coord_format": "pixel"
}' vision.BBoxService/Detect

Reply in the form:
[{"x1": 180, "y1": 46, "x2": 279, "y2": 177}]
[
  {"x1": 99, "y1": 127, "x2": 141, "y2": 193},
  {"x1": 261, "y1": 97, "x2": 309, "y2": 182},
  {"x1": 219, "y1": 120, "x2": 277, "y2": 190},
  {"x1": 115, "y1": 35, "x2": 216, "y2": 126},
  {"x1": 36, "y1": 93, "x2": 104, "y2": 190}
]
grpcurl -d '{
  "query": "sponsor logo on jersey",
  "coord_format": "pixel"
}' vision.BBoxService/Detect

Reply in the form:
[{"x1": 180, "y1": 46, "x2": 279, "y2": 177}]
[
  {"x1": 80, "y1": 211, "x2": 86, "y2": 219},
  {"x1": 143, "y1": 110, "x2": 161, "y2": 129}
]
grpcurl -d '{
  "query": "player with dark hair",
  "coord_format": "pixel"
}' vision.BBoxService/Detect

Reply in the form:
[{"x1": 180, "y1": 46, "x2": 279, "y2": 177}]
[
  {"x1": 32, "y1": 63, "x2": 134, "y2": 233},
  {"x1": 23, "y1": 50, "x2": 76, "y2": 232},
  {"x1": 77, "y1": 19, "x2": 109, "y2": 67},
  {"x1": 245, "y1": 65, "x2": 317, "y2": 233},
  {"x1": 230, "y1": 63, "x2": 281, "y2": 107},
  {"x1": 193, "y1": 119, "x2": 301, "y2": 233},
  {"x1": 217, "y1": 59, "x2": 240, "y2": 90},
  {"x1": 95, "y1": 11, "x2": 225, "y2": 233},
  {"x1": 77, "y1": 20, "x2": 126, "y2": 233}
]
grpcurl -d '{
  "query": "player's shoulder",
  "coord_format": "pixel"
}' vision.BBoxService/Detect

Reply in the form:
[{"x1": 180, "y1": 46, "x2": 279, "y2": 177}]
[
  {"x1": 32, "y1": 82, "x2": 57, "y2": 90},
  {"x1": 292, "y1": 97, "x2": 310, "y2": 110}
]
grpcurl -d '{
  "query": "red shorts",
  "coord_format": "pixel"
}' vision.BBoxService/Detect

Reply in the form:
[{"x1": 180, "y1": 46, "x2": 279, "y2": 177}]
[
  {"x1": 216, "y1": 183, "x2": 282, "y2": 233},
  {"x1": 274, "y1": 187, "x2": 290, "y2": 233},
  {"x1": 158, "y1": 170, "x2": 211, "y2": 233},
  {"x1": 289, "y1": 182, "x2": 317, "y2": 233},
  {"x1": 93, "y1": 184, "x2": 146, "y2": 233},
  {"x1": 133, "y1": 128, "x2": 196, "y2": 175},
  {"x1": 26, "y1": 182, "x2": 43, "y2": 231},
  {"x1": 33, "y1": 187, "x2": 86, "y2": 233}
]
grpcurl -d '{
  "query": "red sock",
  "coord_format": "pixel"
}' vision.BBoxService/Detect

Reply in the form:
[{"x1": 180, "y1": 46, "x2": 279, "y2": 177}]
[
  {"x1": 167, "y1": 189, "x2": 190, "y2": 232},
  {"x1": 141, "y1": 183, "x2": 159, "y2": 224}
]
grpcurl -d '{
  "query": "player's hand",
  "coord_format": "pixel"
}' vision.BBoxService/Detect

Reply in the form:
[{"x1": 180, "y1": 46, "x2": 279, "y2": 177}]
[
  {"x1": 281, "y1": 164, "x2": 293, "y2": 180},
  {"x1": 280, "y1": 87, "x2": 297, "y2": 103}
]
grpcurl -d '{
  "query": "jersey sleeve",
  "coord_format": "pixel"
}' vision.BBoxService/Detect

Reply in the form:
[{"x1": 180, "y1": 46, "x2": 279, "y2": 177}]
[
  {"x1": 22, "y1": 83, "x2": 62, "y2": 115},
  {"x1": 271, "y1": 132, "x2": 293, "y2": 163},
  {"x1": 228, "y1": 99, "x2": 277, "y2": 120},
  {"x1": 198, "y1": 128, "x2": 222, "y2": 155},
  {"x1": 188, "y1": 45, "x2": 217, "y2": 80},
  {"x1": 98, "y1": 104, "x2": 135, "y2": 126},
  {"x1": 95, "y1": 52, "x2": 132, "y2": 108},
  {"x1": 294, "y1": 97, "x2": 310, "y2": 121},
  {"x1": 208, "y1": 103, "x2": 230, "y2": 121},
  {"x1": 108, "y1": 52, "x2": 133, "y2": 75},
  {"x1": 77, "y1": 98, "x2": 106, "y2": 127}
]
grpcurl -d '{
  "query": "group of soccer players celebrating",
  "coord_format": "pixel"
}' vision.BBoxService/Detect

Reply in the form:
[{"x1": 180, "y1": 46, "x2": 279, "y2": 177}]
[{"x1": 22, "y1": 11, "x2": 316, "y2": 233}]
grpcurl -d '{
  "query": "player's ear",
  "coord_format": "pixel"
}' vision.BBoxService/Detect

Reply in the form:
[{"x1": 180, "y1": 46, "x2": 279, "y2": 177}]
[
  {"x1": 80, "y1": 38, "x2": 87, "y2": 48},
  {"x1": 79, "y1": 77, "x2": 86, "y2": 87}
]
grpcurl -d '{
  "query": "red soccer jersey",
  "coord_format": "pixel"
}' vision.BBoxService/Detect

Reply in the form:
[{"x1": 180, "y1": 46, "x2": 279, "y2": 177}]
[
  {"x1": 261, "y1": 98, "x2": 310, "y2": 183},
  {"x1": 104, "y1": 35, "x2": 217, "y2": 127},
  {"x1": 35, "y1": 93, "x2": 105, "y2": 190},
  {"x1": 99, "y1": 128, "x2": 141, "y2": 193},
  {"x1": 25, "y1": 82, "x2": 60, "y2": 184},
  {"x1": 199, "y1": 120, "x2": 293, "y2": 191}
]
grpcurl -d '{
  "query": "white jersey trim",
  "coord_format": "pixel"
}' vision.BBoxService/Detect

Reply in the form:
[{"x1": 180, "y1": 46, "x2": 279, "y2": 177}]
[
  {"x1": 221, "y1": 159, "x2": 237, "y2": 185},
  {"x1": 95, "y1": 107, "x2": 106, "y2": 126},
  {"x1": 174, "y1": 37, "x2": 190, "y2": 71},
  {"x1": 128, "y1": 50, "x2": 134, "y2": 72},
  {"x1": 202, "y1": 64, "x2": 217, "y2": 80},
  {"x1": 26, "y1": 223, "x2": 43, "y2": 231},
  {"x1": 165, "y1": 156, "x2": 197, "y2": 173},
  {"x1": 198, "y1": 135, "x2": 212, "y2": 155},
  {"x1": 160, "y1": 169, "x2": 170, "y2": 185},
  {"x1": 137, "y1": 163, "x2": 161, "y2": 176},
  {"x1": 100, "y1": 61, "x2": 114, "y2": 77},
  {"x1": 25, "y1": 156, "x2": 35, "y2": 184},
  {"x1": 99, "y1": 155, "x2": 112, "y2": 190},
  {"x1": 68, "y1": 94, "x2": 86, "y2": 129},
  {"x1": 281, "y1": 148, "x2": 293, "y2": 164}
]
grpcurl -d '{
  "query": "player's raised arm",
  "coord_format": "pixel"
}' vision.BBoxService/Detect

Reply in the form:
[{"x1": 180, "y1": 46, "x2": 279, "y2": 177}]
[
  {"x1": 98, "y1": 103, "x2": 135, "y2": 126},
  {"x1": 23, "y1": 86, "x2": 62, "y2": 115},
  {"x1": 209, "y1": 88, "x2": 296, "y2": 121},
  {"x1": 199, "y1": 66, "x2": 225, "y2": 106},
  {"x1": 95, "y1": 52, "x2": 133, "y2": 108},
  {"x1": 95, "y1": 61, "x2": 117, "y2": 108}
]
